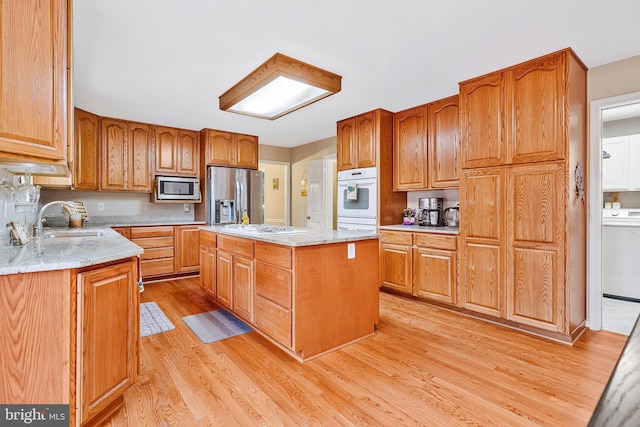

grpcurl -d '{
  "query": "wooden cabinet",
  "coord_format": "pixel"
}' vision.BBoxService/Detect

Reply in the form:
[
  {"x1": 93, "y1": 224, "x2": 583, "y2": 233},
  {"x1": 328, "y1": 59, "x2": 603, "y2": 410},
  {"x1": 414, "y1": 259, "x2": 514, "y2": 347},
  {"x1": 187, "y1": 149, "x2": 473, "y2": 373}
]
[
  {"x1": 155, "y1": 126, "x2": 199, "y2": 176},
  {"x1": 233, "y1": 256, "x2": 254, "y2": 322},
  {"x1": 100, "y1": 118, "x2": 153, "y2": 192},
  {"x1": 335, "y1": 109, "x2": 405, "y2": 225},
  {"x1": 336, "y1": 111, "x2": 377, "y2": 171},
  {"x1": 201, "y1": 128, "x2": 259, "y2": 169},
  {"x1": 131, "y1": 226, "x2": 175, "y2": 278},
  {"x1": 413, "y1": 234, "x2": 457, "y2": 304},
  {"x1": 112, "y1": 227, "x2": 131, "y2": 239},
  {"x1": 428, "y1": 95, "x2": 460, "y2": 188},
  {"x1": 216, "y1": 234, "x2": 255, "y2": 318},
  {"x1": 458, "y1": 49, "x2": 587, "y2": 341},
  {"x1": 0, "y1": 0, "x2": 69, "y2": 163},
  {"x1": 380, "y1": 230, "x2": 458, "y2": 306},
  {"x1": 393, "y1": 105, "x2": 428, "y2": 190},
  {"x1": 175, "y1": 225, "x2": 201, "y2": 273},
  {"x1": 380, "y1": 231, "x2": 413, "y2": 294},
  {"x1": 76, "y1": 260, "x2": 138, "y2": 425},
  {"x1": 216, "y1": 250, "x2": 234, "y2": 309},
  {"x1": 74, "y1": 109, "x2": 100, "y2": 190},
  {"x1": 199, "y1": 231, "x2": 217, "y2": 299}
]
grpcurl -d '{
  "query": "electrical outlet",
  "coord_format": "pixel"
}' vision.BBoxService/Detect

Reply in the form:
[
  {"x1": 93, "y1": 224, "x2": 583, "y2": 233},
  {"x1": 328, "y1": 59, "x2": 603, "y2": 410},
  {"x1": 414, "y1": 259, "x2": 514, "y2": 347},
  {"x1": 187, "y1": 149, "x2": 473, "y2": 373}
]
[
  {"x1": 97, "y1": 202, "x2": 105, "y2": 211},
  {"x1": 184, "y1": 204, "x2": 190, "y2": 213}
]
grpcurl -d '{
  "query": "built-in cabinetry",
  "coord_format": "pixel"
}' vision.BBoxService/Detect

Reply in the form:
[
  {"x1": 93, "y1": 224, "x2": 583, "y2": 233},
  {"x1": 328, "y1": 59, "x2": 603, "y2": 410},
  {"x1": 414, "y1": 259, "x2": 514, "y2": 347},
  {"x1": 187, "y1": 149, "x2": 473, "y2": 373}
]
[
  {"x1": 602, "y1": 135, "x2": 640, "y2": 191},
  {"x1": 393, "y1": 96, "x2": 460, "y2": 190},
  {"x1": 117, "y1": 225, "x2": 200, "y2": 279},
  {"x1": 0, "y1": 0, "x2": 70, "y2": 165},
  {"x1": 459, "y1": 48, "x2": 587, "y2": 340},
  {"x1": 200, "y1": 128, "x2": 258, "y2": 169},
  {"x1": 155, "y1": 126, "x2": 200, "y2": 177},
  {"x1": 74, "y1": 109, "x2": 100, "y2": 190},
  {"x1": 380, "y1": 230, "x2": 458, "y2": 305},
  {"x1": 199, "y1": 230, "x2": 379, "y2": 361},
  {"x1": 0, "y1": 258, "x2": 139, "y2": 426},
  {"x1": 335, "y1": 109, "x2": 407, "y2": 225}
]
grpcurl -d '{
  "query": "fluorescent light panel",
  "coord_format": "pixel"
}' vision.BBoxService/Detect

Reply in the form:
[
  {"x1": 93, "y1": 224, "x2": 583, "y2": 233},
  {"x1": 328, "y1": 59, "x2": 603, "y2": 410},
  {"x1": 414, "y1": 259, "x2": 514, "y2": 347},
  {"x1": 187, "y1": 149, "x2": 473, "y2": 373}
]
[{"x1": 219, "y1": 53, "x2": 341, "y2": 120}]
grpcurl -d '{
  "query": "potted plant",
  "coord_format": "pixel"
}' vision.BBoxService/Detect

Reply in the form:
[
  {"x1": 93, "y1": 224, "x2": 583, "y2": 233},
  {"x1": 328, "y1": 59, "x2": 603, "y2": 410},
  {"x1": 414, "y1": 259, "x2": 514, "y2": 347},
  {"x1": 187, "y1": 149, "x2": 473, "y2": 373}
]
[{"x1": 402, "y1": 208, "x2": 416, "y2": 225}]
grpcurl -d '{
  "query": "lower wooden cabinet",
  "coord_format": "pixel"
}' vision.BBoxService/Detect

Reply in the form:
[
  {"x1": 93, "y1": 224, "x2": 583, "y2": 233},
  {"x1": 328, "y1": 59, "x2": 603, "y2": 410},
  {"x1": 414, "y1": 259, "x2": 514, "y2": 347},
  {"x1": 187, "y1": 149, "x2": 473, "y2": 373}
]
[
  {"x1": 199, "y1": 232, "x2": 216, "y2": 299},
  {"x1": 233, "y1": 256, "x2": 254, "y2": 322},
  {"x1": 380, "y1": 242, "x2": 413, "y2": 293},
  {"x1": 216, "y1": 250, "x2": 234, "y2": 309},
  {"x1": 77, "y1": 260, "x2": 138, "y2": 425},
  {"x1": 175, "y1": 225, "x2": 201, "y2": 273}
]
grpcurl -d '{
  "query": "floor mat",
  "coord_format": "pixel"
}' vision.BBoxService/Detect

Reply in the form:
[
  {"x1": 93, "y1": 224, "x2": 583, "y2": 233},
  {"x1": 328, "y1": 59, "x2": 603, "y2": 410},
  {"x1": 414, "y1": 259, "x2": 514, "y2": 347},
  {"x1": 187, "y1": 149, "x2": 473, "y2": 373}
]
[
  {"x1": 182, "y1": 309, "x2": 252, "y2": 344},
  {"x1": 140, "y1": 302, "x2": 175, "y2": 337}
]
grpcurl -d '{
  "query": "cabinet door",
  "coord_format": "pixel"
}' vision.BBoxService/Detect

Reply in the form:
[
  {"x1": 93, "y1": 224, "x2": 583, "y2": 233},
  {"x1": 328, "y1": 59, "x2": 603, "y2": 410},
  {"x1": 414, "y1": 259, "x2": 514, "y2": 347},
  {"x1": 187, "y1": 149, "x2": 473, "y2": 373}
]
[
  {"x1": 175, "y1": 226, "x2": 200, "y2": 273},
  {"x1": 205, "y1": 129, "x2": 235, "y2": 166},
  {"x1": 235, "y1": 134, "x2": 258, "y2": 169},
  {"x1": 200, "y1": 245, "x2": 217, "y2": 298},
  {"x1": 602, "y1": 137, "x2": 630, "y2": 191},
  {"x1": 506, "y1": 163, "x2": 563, "y2": 332},
  {"x1": 460, "y1": 168, "x2": 505, "y2": 317},
  {"x1": 74, "y1": 109, "x2": 100, "y2": 190},
  {"x1": 413, "y1": 247, "x2": 456, "y2": 304},
  {"x1": 460, "y1": 72, "x2": 506, "y2": 168},
  {"x1": 155, "y1": 126, "x2": 178, "y2": 174},
  {"x1": 0, "y1": 0, "x2": 68, "y2": 161},
  {"x1": 100, "y1": 118, "x2": 128, "y2": 191},
  {"x1": 128, "y1": 122, "x2": 153, "y2": 192},
  {"x1": 393, "y1": 105, "x2": 428, "y2": 190},
  {"x1": 508, "y1": 52, "x2": 566, "y2": 164},
  {"x1": 177, "y1": 129, "x2": 200, "y2": 176},
  {"x1": 337, "y1": 117, "x2": 357, "y2": 171},
  {"x1": 216, "y1": 251, "x2": 233, "y2": 309},
  {"x1": 356, "y1": 111, "x2": 376, "y2": 168},
  {"x1": 380, "y1": 243, "x2": 413, "y2": 294},
  {"x1": 233, "y1": 256, "x2": 254, "y2": 322},
  {"x1": 428, "y1": 96, "x2": 460, "y2": 188},
  {"x1": 77, "y1": 260, "x2": 137, "y2": 425}
]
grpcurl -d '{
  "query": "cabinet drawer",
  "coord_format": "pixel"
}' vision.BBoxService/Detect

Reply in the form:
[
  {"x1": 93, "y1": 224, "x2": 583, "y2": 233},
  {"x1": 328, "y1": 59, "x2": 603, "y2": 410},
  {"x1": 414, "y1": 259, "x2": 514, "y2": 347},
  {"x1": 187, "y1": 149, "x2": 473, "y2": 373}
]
[
  {"x1": 254, "y1": 295, "x2": 292, "y2": 348},
  {"x1": 255, "y1": 242, "x2": 292, "y2": 269},
  {"x1": 131, "y1": 226, "x2": 174, "y2": 238},
  {"x1": 380, "y1": 230, "x2": 412, "y2": 245},
  {"x1": 140, "y1": 247, "x2": 174, "y2": 261},
  {"x1": 141, "y1": 258, "x2": 174, "y2": 277},
  {"x1": 217, "y1": 235, "x2": 254, "y2": 258},
  {"x1": 255, "y1": 262, "x2": 292, "y2": 309},
  {"x1": 199, "y1": 231, "x2": 216, "y2": 247},
  {"x1": 413, "y1": 233, "x2": 457, "y2": 251},
  {"x1": 132, "y1": 236, "x2": 174, "y2": 249}
]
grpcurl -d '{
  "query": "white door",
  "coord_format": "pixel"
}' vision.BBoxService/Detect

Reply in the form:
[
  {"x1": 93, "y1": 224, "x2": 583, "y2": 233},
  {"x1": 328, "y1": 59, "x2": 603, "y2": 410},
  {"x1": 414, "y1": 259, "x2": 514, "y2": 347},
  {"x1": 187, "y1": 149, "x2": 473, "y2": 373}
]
[{"x1": 306, "y1": 159, "x2": 324, "y2": 229}]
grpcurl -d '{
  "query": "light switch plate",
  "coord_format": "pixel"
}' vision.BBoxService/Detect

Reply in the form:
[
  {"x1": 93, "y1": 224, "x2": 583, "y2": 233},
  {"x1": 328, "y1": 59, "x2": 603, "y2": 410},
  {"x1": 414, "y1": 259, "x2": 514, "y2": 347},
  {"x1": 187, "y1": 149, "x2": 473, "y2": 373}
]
[{"x1": 347, "y1": 243, "x2": 355, "y2": 259}]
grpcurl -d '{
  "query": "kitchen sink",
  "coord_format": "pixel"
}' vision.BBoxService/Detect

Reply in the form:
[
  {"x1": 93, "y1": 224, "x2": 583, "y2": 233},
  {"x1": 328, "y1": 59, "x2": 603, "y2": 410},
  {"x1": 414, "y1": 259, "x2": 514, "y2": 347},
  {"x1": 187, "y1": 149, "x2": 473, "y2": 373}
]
[{"x1": 42, "y1": 230, "x2": 107, "y2": 239}]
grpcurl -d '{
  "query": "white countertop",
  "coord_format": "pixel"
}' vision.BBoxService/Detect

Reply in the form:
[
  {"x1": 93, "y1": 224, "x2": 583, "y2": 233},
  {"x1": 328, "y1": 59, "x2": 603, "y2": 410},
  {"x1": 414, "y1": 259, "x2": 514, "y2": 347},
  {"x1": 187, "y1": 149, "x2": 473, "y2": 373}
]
[
  {"x1": 0, "y1": 227, "x2": 143, "y2": 275},
  {"x1": 200, "y1": 225, "x2": 380, "y2": 247},
  {"x1": 378, "y1": 224, "x2": 459, "y2": 235}
]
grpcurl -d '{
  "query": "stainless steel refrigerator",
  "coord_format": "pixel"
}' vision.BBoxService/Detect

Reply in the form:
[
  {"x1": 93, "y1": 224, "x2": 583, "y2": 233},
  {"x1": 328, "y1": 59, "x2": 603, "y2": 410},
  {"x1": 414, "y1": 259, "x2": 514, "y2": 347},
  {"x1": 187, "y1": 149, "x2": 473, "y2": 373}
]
[{"x1": 207, "y1": 166, "x2": 264, "y2": 225}]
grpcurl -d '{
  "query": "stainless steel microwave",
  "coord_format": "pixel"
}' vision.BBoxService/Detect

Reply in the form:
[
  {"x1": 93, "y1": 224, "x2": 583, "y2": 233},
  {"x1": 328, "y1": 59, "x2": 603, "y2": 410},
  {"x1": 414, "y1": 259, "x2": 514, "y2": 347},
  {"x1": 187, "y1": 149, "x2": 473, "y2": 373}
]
[{"x1": 155, "y1": 176, "x2": 200, "y2": 201}]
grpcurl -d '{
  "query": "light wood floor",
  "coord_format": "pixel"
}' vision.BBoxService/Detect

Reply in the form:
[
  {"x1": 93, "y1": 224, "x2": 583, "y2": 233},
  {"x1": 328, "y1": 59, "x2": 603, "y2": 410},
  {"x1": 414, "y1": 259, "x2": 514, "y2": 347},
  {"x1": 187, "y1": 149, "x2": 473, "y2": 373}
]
[{"x1": 106, "y1": 277, "x2": 626, "y2": 426}]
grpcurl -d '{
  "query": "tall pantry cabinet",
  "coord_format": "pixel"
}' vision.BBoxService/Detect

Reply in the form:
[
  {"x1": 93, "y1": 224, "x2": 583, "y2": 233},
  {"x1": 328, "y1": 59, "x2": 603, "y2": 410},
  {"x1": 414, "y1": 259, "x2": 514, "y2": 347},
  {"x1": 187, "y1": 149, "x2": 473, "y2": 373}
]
[{"x1": 459, "y1": 48, "x2": 587, "y2": 341}]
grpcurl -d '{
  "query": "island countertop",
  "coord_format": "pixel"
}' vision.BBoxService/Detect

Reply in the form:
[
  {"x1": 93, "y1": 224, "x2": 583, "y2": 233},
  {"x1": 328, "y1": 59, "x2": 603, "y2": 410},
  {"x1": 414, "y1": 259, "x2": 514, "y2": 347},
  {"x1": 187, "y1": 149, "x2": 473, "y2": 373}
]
[
  {"x1": 200, "y1": 225, "x2": 380, "y2": 247},
  {"x1": 0, "y1": 227, "x2": 143, "y2": 275}
]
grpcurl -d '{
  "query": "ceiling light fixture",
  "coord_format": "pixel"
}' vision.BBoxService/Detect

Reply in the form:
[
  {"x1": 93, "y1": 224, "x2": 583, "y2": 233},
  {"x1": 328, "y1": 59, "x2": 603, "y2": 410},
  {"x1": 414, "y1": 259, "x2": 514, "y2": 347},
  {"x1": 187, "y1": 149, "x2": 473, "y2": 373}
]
[{"x1": 219, "y1": 53, "x2": 342, "y2": 120}]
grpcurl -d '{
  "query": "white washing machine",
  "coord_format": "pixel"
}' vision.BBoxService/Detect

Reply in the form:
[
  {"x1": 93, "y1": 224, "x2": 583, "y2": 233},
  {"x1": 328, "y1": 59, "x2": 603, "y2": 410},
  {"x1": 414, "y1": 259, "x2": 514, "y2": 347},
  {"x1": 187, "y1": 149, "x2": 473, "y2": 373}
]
[{"x1": 602, "y1": 209, "x2": 640, "y2": 300}]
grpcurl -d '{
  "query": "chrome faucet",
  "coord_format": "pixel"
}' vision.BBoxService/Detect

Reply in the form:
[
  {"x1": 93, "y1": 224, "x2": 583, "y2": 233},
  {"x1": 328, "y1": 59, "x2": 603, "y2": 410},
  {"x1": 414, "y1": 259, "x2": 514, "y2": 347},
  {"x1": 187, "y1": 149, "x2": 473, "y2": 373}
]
[{"x1": 34, "y1": 201, "x2": 77, "y2": 237}]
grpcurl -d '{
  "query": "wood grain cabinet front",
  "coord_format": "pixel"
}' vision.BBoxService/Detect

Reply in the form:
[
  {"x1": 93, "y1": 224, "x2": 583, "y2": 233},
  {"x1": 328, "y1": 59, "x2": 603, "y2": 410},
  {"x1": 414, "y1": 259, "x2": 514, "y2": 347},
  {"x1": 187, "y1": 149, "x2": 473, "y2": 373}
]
[
  {"x1": 336, "y1": 110, "x2": 380, "y2": 171},
  {"x1": 201, "y1": 128, "x2": 259, "y2": 169},
  {"x1": 175, "y1": 225, "x2": 201, "y2": 274},
  {"x1": 427, "y1": 95, "x2": 460, "y2": 189},
  {"x1": 393, "y1": 105, "x2": 428, "y2": 190},
  {"x1": 74, "y1": 109, "x2": 100, "y2": 190},
  {"x1": 199, "y1": 232, "x2": 217, "y2": 299},
  {"x1": 0, "y1": 0, "x2": 69, "y2": 163},
  {"x1": 131, "y1": 226, "x2": 175, "y2": 278},
  {"x1": 155, "y1": 126, "x2": 200, "y2": 177}
]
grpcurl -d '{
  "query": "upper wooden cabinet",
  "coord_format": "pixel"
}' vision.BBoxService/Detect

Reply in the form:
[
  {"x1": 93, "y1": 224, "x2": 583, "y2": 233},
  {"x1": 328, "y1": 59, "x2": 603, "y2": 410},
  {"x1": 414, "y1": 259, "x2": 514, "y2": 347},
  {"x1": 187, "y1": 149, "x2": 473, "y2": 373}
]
[
  {"x1": 428, "y1": 95, "x2": 460, "y2": 188},
  {"x1": 460, "y1": 49, "x2": 585, "y2": 168},
  {"x1": 100, "y1": 118, "x2": 153, "y2": 192},
  {"x1": 74, "y1": 109, "x2": 100, "y2": 191},
  {"x1": 0, "y1": 0, "x2": 69, "y2": 163},
  {"x1": 336, "y1": 110, "x2": 378, "y2": 171},
  {"x1": 155, "y1": 126, "x2": 199, "y2": 177},
  {"x1": 201, "y1": 128, "x2": 258, "y2": 169},
  {"x1": 393, "y1": 105, "x2": 428, "y2": 190}
]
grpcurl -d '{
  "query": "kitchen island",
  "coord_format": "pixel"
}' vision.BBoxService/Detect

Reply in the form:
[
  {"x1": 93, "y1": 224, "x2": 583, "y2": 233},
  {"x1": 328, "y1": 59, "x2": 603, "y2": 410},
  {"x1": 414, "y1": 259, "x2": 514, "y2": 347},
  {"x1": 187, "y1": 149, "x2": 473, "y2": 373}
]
[
  {"x1": 0, "y1": 227, "x2": 143, "y2": 426},
  {"x1": 199, "y1": 225, "x2": 380, "y2": 362}
]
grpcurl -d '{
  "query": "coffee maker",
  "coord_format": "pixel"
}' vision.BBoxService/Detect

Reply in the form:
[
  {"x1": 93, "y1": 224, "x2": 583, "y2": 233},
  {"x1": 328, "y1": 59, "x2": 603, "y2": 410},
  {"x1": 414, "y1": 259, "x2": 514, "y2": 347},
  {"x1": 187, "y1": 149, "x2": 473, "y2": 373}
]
[{"x1": 417, "y1": 197, "x2": 444, "y2": 226}]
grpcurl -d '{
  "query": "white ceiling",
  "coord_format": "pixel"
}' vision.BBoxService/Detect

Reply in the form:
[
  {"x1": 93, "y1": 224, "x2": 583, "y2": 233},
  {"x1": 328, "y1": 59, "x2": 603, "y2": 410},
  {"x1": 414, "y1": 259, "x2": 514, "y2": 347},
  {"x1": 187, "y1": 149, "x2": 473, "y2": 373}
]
[{"x1": 73, "y1": 0, "x2": 640, "y2": 148}]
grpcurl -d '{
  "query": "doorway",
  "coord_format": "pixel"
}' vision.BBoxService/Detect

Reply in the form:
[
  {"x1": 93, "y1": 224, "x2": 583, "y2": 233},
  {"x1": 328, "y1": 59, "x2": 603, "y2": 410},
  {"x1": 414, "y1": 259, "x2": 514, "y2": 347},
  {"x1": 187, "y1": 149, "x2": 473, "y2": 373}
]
[
  {"x1": 258, "y1": 161, "x2": 290, "y2": 226},
  {"x1": 588, "y1": 91, "x2": 640, "y2": 333}
]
